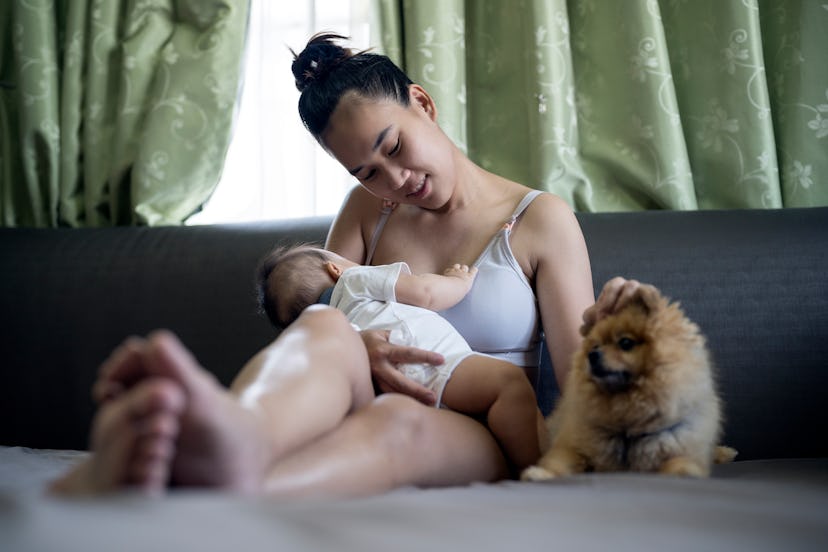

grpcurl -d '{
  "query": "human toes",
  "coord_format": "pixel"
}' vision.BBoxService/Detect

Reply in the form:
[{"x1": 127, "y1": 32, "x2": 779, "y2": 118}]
[
  {"x1": 93, "y1": 336, "x2": 149, "y2": 402},
  {"x1": 146, "y1": 330, "x2": 214, "y2": 391},
  {"x1": 128, "y1": 422, "x2": 180, "y2": 493},
  {"x1": 91, "y1": 379, "x2": 185, "y2": 491},
  {"x1": 52, "y1": 379, "x2": 184, "y2": 497}
]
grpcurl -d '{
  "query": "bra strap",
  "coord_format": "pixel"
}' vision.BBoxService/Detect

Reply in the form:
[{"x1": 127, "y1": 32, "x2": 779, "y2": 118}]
[
  {"x1": 365, "y1": 200, "x2": 397, "y2": 265},
  {"x1": 509, "y1": 190, "x2": 544, "y2": 223}
]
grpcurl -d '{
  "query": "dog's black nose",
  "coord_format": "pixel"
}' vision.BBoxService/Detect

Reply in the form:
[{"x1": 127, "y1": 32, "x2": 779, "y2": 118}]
[
  {"x1": 588, "y1": 349, "x2": 603, "y2": 373},
  {"x1": 588, "y1": 349, "x2": 631, "y2": 392}
]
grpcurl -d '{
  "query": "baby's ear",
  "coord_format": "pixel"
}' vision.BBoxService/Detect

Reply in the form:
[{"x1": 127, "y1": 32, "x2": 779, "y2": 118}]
[{"x1": 324, "y1": 261, "x2": 343, "y2": 281}]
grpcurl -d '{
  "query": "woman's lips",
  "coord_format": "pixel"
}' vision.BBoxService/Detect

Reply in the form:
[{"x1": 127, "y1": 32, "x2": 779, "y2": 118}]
[{"x1": 406, "y1": 175, "x2": 428, "y2": 199}]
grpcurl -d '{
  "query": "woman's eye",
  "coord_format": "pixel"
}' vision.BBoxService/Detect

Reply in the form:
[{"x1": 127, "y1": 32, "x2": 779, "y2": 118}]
[
  {"x1": 362, "y1": 169, "x2": 376, "y2": 181},
  {"x1": 618, "y1": 337, "x2": 636, "y2": 351},
  {"x1": 389, "y1": 137, "x2": 400, "y2": 156}
]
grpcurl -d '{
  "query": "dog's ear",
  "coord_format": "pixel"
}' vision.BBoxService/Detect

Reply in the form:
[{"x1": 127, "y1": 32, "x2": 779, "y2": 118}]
[{"x1": 630, "y1": 284, "x2": 665, "y2": 314}]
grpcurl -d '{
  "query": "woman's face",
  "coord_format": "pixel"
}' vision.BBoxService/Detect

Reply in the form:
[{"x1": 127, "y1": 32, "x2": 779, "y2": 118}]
[{"x1": 320, "y1": 86, "x2": 455, "y2": 209}]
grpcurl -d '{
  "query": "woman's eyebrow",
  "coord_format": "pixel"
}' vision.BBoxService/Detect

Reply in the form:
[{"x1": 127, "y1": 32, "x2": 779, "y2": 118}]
[
  {"x1": 348, "y1": 125, "x2": 393, "y2": 176},
  {"x1": 372, "y1": 125, "x2": 392, "y2": 151}
]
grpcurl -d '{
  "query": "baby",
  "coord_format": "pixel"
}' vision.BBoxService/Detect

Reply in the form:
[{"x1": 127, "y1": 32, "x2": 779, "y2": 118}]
[{"x1": 257, "y1": 244, "x2": 542, "y2": 473}]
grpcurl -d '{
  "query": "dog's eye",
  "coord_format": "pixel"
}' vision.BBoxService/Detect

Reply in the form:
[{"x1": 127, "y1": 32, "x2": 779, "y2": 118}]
[{"x1": 618, "y1": 337, "x2": 636, "y2": 351}]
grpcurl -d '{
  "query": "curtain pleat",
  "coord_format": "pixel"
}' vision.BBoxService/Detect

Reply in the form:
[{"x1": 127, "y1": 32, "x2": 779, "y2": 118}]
[
  {"x1": 0, "y1": 0, "x2": 249, "y2": 227},
  {"x1": 373, "y1": 0, "x2": 828, "y2": 211}
]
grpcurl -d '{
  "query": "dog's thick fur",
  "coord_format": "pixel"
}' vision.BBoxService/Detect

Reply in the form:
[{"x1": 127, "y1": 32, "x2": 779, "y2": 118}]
[{"x1": 523, "y1": 285, "x2": 735, "y2": 481}]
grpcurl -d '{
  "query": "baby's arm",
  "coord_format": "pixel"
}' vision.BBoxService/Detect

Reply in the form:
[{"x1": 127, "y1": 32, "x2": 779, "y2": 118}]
[{"x1": 395, "y1": 264, "x2": 478, "y2": 311}]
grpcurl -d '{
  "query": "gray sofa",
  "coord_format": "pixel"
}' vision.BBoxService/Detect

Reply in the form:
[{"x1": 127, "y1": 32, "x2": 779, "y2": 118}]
[{"x1": 1, "y1": 208, "x2": 827, "y2": 551}]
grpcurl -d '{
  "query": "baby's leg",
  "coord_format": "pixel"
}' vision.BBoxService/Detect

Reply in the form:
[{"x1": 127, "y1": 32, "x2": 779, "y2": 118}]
[{"x1": 440, "y1": 356, "x2": 542, "y2": 472}]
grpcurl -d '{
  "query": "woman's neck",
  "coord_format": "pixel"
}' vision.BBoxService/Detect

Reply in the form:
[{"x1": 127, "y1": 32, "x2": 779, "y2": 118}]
[{"x1": 433, "y1": 153, "x2": 492, "y2": 214}]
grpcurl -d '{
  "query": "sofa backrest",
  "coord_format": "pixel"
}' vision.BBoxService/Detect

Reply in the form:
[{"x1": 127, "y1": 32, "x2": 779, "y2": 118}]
[
  {"x1": 0, "y1": 218, "x2": 331, "y2": 450},
  {"x1": 1, "y1": 208, "x2": 826, "y2": 460}
]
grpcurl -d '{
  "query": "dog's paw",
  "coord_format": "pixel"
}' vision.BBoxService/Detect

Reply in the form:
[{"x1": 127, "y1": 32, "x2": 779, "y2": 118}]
[
  {"x1": 659, "y1": 456, "x2": 708, "y2": 477},
  {"x1": 520, "y1": 465, "x2": 558, "y2": 482},
  {"x1": 714, "y1": 445, "x2": 738, "y2": 464}
]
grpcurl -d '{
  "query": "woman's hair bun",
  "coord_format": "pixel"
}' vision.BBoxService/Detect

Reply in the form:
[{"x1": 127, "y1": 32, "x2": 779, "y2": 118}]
[{"x1": 291, "y1": 33, "x2": 352, "y2": 92}]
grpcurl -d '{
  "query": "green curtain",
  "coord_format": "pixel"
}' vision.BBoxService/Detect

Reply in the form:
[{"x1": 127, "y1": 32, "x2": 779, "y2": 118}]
[
  {"x1": 0, "y1": 0, "x2": 249, "y2": 227},
  {"x1": 373, "y1": 0, "x2": 827, "y2": 211}
]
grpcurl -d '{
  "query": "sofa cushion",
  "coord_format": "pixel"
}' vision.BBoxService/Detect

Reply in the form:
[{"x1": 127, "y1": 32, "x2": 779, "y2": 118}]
[{"x1": 2, "y1": 208, "x2": 827, "y2": 461}]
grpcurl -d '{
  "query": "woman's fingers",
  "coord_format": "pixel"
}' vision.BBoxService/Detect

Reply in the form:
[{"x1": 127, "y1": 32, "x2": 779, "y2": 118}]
[
  {"x1": 581, "y1": 277, "x2": 641, "y2": 334},
  {"x1": 385, "y1": 344, "x2": 445, "y2": 368},
  {"x1": 613, "y1": 278, "x2": 642, "y2": 311},
  {"x1": 377, "y1": 343, "x2": 441, "y2": 405},
  {"x1": 375, "y1": 366, "x2": 437, "y2": 406},
  {"x1": 361, "y1": 330, "x2": 441, "y2": 406}
]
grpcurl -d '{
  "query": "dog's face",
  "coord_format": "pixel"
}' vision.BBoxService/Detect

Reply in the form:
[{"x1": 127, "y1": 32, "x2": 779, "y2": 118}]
[
  {"x1": 582, "y1": 303, "x2": 654, "y2": 394},
  {"x1": 578, "y1": 284, "x2": 686, "y2": 395}
]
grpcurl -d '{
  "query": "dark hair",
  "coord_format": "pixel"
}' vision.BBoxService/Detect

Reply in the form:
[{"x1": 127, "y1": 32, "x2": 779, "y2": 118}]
[
  {"x1": 256, "y1": 243, "x2": 330, "y2": 328},
  {"x1": 291, "y1": 32, "x2": 414, "y2": 139}
]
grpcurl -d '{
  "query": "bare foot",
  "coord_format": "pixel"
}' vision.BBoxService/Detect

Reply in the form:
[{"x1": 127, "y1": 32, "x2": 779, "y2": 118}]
[
  {"x1": 50, "y1": 377, "x2": 184, "y2": 496},
  {"x1": 142, "y1": 331, "x2": 272, "y2": 493},
  {"x1": 54, "y1": 330, "x2": 275, "y2": 496}
]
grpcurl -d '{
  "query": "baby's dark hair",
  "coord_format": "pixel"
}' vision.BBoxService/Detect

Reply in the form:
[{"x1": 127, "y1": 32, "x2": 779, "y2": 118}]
[
  {"x1": 291, "y1": 32, "x2": 413, "y2": 139},
  {"x1": 257, "y1": 243, "x2": 331, "y2": 328}
]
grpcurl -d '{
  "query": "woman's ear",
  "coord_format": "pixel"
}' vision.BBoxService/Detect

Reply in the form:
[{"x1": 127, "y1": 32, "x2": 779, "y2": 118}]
[
  {"x1": 409, "y1": 84, "x2": 438, "y2": 122},
  {"x1": 324, "y1": 261, "x2": 343, "y2": 281}
]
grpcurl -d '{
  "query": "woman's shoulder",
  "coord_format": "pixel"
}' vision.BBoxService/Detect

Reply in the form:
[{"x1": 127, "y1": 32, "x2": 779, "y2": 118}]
[
  {"x1": 484, "y1": 174, "x2": 575, "y2": 229},
  {"x1": 489, "y1": 174, "x2": 569, "y2": 214},
  {"x1": 327, "y1": 186, "x2": 386, "y2": 260},
  {"x1": 340, "y1": 185, "x2": 384, "y2": 212},
  {"x1": 522, "y1": 190, "x2": 575, "y2": 220},
  {"x1": 518, "y1": 191, "x2": 582, "y2": 243},
  {"x1": 330, "y1": 186, "x2": 389, "y2": 227}
]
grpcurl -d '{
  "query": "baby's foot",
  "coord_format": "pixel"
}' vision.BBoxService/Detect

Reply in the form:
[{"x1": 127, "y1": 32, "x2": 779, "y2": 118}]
[{"x1": 50, "y1": 378, "x2": 184, "y2": 496}]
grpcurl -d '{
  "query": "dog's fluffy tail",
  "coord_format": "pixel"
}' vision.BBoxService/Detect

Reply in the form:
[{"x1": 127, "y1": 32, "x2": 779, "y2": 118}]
[{"x1": 714, "y1": 445, "x2": 738, "y2": 464}]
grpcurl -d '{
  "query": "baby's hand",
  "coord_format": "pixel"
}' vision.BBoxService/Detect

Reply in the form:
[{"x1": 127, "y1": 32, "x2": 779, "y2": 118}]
[{"x1": 443, "y1": 263, "x2": 478, "y2": 284}]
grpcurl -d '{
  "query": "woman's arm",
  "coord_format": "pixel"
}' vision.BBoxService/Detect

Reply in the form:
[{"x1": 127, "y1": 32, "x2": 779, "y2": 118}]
[
  {"x1": 395, "y1": 264, "x2": 478, "y2": 311},
  {"x1": 527, "y1": 199, "x2": 642, "y2": 388},
  {"x1": 520, "y1": 194, "x2": 595, "y2": 391}
]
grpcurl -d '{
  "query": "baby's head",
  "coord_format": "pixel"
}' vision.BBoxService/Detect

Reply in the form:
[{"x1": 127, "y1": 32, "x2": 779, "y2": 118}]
[{"x1": 257, "y1": 244, "x2": 336, "y2": 328}]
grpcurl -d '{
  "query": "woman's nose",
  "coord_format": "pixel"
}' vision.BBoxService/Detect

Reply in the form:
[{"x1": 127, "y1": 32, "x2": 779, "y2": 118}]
[{"x1": 387, "y1": 167, "x2": 411, "y2": 191}]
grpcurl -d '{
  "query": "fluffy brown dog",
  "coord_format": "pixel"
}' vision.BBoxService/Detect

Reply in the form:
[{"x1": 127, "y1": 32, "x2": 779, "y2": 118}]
[{"x1": 522, "y1": 284, "x2": 736, "y2": 481}]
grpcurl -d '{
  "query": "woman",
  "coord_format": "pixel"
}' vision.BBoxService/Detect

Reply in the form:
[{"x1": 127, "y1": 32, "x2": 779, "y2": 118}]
[
  {"x1": 304, "y1": 33, "x2": 592, "y2": 396},
  {"x1": 52, "y1": 34, "x2": 638, "y2": 498}
]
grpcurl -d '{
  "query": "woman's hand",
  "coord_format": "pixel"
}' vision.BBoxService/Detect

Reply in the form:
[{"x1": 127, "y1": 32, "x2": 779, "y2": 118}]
[
  {"x1": 580, "y1": 277, "x2": 641, "y2": 335},
  {"x1": 360, "y1": 330, "x2": 444, "y2": 406}
]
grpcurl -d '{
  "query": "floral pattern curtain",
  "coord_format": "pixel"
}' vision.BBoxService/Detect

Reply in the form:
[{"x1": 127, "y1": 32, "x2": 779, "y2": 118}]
[
  {"x1": 373, "y1": 0, "x2": 827, "y2": 211},
  {"x1": 0, "y1": 0, "x2": 249, "y2": 227}
]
